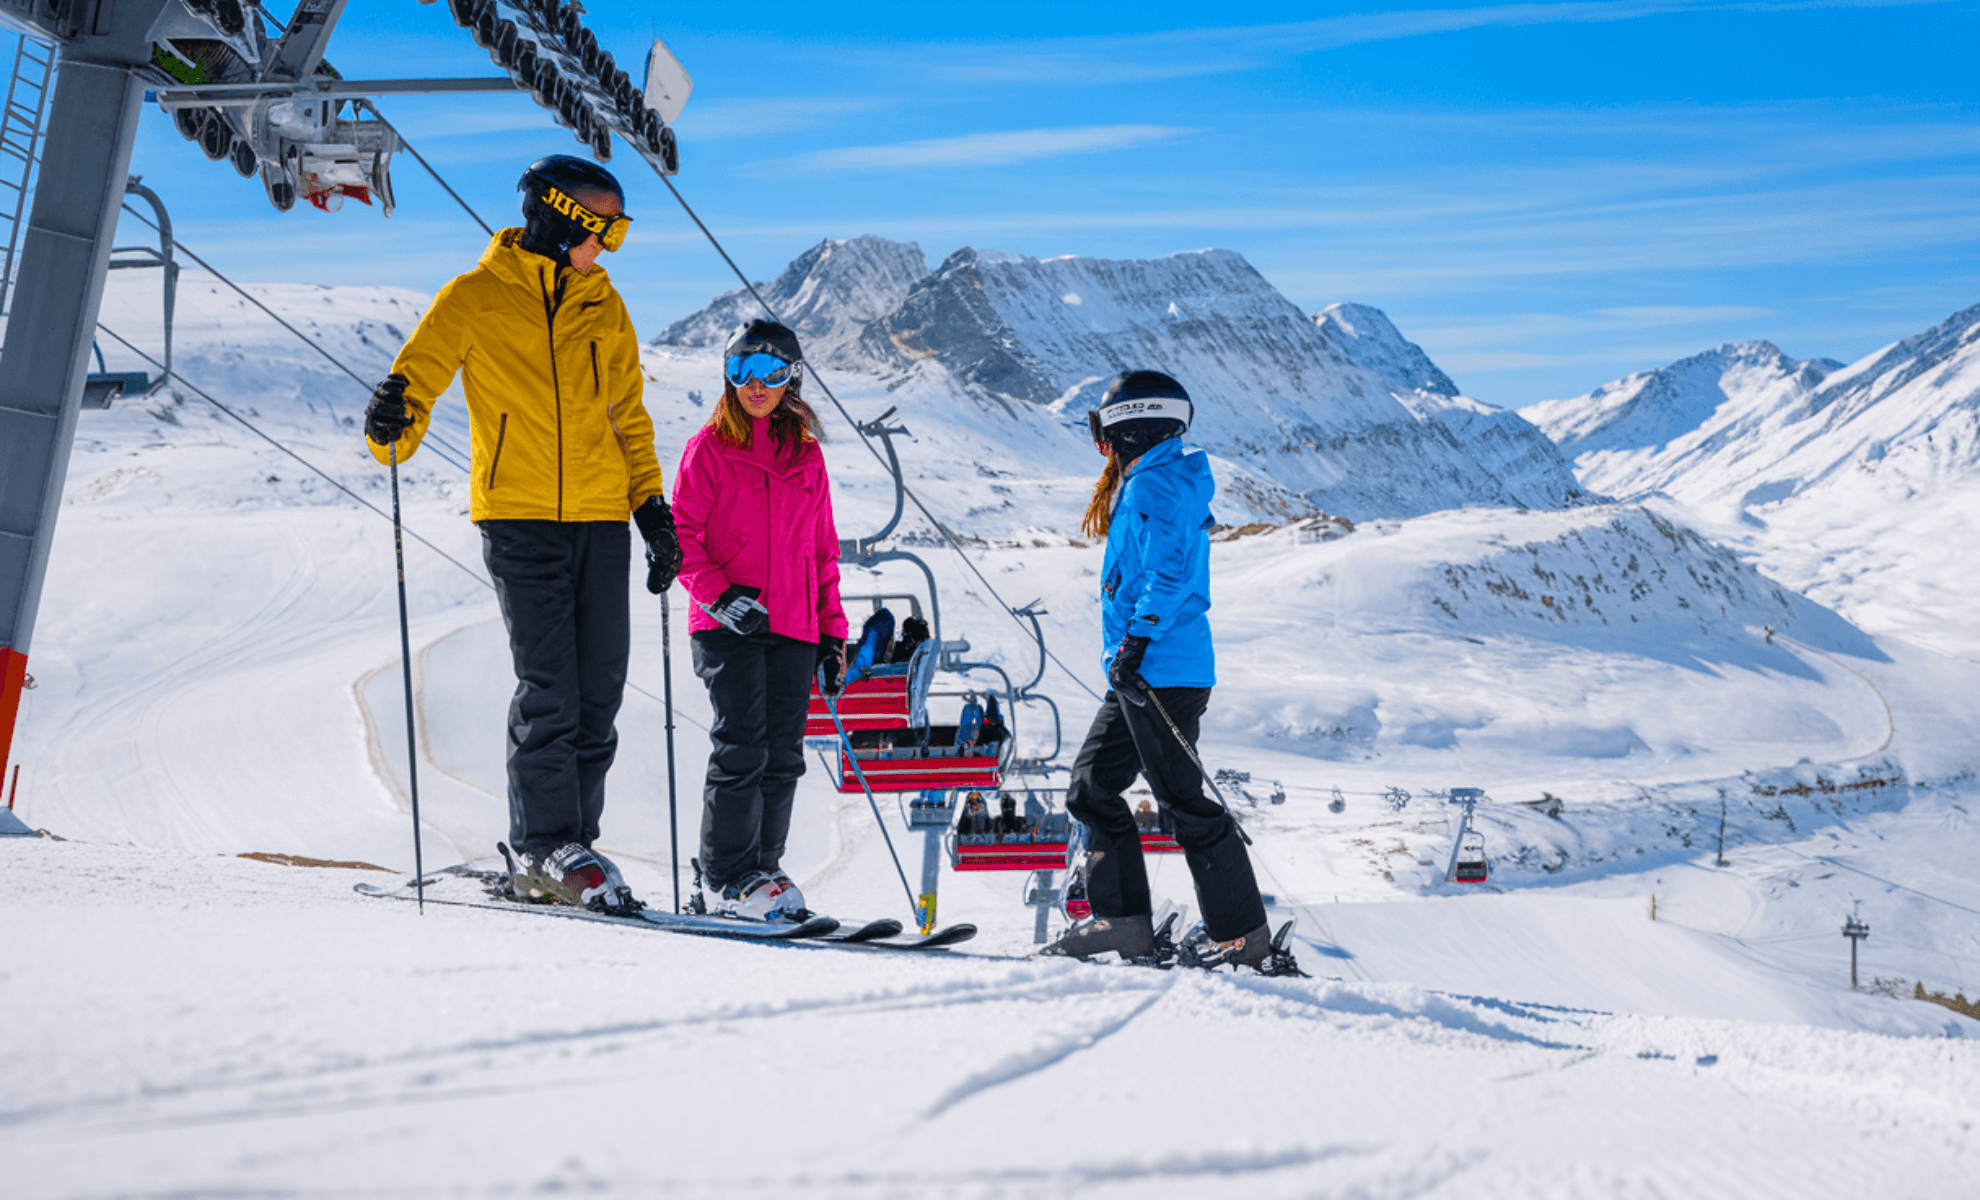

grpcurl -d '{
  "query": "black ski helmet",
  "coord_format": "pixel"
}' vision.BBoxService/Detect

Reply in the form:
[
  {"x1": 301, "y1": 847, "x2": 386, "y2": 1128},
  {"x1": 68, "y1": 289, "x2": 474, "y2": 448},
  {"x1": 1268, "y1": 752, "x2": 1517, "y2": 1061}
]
[
  {"x1": 726, "y1": 317, "x2": 804, "y2": 366},
  {"x1": 1090, "y1": 370, "x2": 1192, "y2": 460},
  {"x1": 518, "y1": 155, "x2": 624, "y2": 262}
]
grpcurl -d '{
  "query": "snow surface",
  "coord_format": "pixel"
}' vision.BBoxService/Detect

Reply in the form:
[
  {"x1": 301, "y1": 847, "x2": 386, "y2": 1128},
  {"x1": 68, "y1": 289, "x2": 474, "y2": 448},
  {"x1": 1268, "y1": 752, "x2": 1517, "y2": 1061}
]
[{"x1": 5, "y1": 268, "x2": 1980, "y2": 1197}]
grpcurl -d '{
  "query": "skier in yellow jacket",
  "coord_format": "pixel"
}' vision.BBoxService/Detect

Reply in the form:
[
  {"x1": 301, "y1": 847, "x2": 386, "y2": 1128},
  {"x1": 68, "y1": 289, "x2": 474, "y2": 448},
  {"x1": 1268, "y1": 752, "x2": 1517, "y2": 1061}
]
[{"x1": 363, "y1": 156, "x2": 680, "y2": 912}]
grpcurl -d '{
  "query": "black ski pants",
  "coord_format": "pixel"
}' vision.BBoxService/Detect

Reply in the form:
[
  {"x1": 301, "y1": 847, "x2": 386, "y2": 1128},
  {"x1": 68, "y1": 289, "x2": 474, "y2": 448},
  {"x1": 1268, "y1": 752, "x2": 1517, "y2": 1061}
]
[
  {"x1": 1064, "y1": 686, "x2": 1267, "y2": 942},
  {"x1": 481, "y1": 520, "x2": 630, "y2": 857},
  {"x1": 691, "y1": 627, "x2": 815, "y2": 891}
]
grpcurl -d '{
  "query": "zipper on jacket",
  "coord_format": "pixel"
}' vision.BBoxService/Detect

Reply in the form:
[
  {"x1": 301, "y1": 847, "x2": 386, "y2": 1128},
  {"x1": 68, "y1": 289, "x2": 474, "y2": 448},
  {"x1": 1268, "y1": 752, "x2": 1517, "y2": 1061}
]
[
  {"x1": 539, "y1": 270, "x2": 566, "y2": 521},
  {"x1": 589, "y1": 341, "x2": 600, "y2": 394},
  {"x1": 486, "y1": 413, "x2": 509, "y2": 490}
]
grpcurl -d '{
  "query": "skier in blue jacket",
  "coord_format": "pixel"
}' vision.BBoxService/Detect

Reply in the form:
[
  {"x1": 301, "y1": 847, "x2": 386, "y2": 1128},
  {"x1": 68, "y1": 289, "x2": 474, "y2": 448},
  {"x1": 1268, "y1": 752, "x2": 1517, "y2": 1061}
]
[{"x1": 1042, "y1": 370, "x2": 1283, "y2": 971}]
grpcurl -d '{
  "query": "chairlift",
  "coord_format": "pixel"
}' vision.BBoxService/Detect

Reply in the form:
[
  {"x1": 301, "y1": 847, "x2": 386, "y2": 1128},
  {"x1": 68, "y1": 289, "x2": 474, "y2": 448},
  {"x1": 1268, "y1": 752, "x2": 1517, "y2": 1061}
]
[
  {"x1": 1453, "y1": 831, "x2": 1489, "y2": 884},
  {"x1": 1444, "y1": 787, "x2": 1490, "y2": 884},
  {"x1": 84, "y1": 178, "x2": 178, "y2": 408}
]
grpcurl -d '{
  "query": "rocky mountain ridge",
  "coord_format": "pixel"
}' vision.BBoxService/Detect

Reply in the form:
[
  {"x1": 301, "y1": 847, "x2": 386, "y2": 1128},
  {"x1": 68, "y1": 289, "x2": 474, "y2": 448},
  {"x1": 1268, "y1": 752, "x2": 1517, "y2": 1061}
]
[{"x1": 656, "y1": 237, "x2": 1589, "y2": 522}]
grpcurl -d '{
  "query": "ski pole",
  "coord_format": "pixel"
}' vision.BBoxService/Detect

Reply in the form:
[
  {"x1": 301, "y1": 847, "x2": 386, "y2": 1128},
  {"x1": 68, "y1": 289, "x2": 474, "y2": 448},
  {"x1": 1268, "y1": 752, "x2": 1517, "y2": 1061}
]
[
  {"x1": 818, "y1": 668, "x2": 918, "y2": 917},
  {"x1": 1139, "y1": 685, "x2": 1252, "y2": 846},
  {"x1": 661, "y1": 590, "x2": 681, "y2": 913},
  {"x1": 388, "y1": 441, "x2": 428, "y2": 910}
]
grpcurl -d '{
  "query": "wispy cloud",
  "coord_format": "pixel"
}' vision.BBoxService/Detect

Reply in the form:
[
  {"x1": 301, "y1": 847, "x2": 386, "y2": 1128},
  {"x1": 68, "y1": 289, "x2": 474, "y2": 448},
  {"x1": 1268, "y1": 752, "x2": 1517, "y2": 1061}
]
[
  {"x1": 676, "y1": 97, "x2": 898, "y2": 141},
  {"x1": 785, "y1": 125, "x2": 1192, "y2": 172},
  {"x1": 928, "y1": 0, "x2": 1948, "y2": 84}
]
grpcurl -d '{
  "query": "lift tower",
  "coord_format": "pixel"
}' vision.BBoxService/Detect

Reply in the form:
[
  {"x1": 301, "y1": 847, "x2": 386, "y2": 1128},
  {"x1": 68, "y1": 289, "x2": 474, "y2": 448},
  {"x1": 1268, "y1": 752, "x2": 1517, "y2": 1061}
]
[{"x1": 0, "y1": 0, "x2": 174, "y2": 785}]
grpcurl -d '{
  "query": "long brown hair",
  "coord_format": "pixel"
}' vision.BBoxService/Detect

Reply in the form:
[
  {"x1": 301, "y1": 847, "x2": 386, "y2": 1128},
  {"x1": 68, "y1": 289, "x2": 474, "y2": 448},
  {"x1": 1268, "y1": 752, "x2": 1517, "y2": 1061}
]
[
  {"x1": 707, "y1": 374, "x2": 823, "y2": 454},
  {"x1": 1081, "y1": 449, "x2": 1124, "y2": 540}
]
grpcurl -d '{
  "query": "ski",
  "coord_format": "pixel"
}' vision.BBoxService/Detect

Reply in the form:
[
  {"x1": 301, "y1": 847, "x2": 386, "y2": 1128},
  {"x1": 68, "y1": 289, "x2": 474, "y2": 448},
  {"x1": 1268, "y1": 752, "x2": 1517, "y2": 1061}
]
[
  {"x1": 354, "y1": 866, "x2": 839, "y2": 942},
  {"x1": 817, "y1": 918, "x2": 979, "y2": 950},
  {"x1": 355, "y1": 866, "x2": 979, "y2": 951}
]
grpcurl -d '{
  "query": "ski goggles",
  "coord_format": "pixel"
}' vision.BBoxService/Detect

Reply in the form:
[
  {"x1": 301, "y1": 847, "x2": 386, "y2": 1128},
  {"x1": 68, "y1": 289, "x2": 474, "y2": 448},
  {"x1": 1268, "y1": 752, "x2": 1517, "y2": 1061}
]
[
  {"x1": 725, "y1": 352, "x2": 801, "y2": 388},
  {"x1": 541, "y1": 184, "x2": 631, "y2": 252}
]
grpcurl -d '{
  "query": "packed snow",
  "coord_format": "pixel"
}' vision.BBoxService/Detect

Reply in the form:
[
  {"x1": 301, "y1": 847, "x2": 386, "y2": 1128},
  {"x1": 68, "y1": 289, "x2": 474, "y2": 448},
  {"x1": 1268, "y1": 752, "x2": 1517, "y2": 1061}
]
[{"x1": 4, "y1": 255, "x2": 1979, "y2": 1198}]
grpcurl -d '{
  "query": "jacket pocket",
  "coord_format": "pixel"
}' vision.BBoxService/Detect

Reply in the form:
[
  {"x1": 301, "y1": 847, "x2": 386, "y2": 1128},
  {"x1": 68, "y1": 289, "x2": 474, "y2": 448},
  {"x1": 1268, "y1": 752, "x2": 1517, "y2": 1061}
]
[
  {"x1": 486, "y1": 413, "x2": 509, "y2": 490},
  {"x1": 590, "y1": 342, "x2": 600, "y2": 394}
]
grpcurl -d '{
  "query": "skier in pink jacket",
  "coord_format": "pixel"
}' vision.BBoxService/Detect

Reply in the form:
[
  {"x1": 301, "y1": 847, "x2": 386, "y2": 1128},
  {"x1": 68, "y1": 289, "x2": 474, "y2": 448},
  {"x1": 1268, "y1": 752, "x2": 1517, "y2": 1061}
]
[{"x1": 673, "y1": 320, "x2": 850, "y2": 919}]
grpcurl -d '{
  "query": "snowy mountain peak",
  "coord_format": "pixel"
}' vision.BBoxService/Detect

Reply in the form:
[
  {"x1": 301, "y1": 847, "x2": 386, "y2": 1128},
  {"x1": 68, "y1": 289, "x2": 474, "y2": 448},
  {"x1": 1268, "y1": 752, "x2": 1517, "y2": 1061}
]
[
  {"x1": 654, "y1": 234, "x2": 928, "y2": 361},
  {"x1": 1313, "y1": 302, "x2": 1460, "y2": 399},
  {"x1": 656, "y1": 238, "x2": 1587, "y2": 520},
  {"x1": 1521, "y1": 340, "x2": 1842, "y2": 462},
  {"x1": 1806, "y1": 300, "x2": 1980, "y2": 423}
]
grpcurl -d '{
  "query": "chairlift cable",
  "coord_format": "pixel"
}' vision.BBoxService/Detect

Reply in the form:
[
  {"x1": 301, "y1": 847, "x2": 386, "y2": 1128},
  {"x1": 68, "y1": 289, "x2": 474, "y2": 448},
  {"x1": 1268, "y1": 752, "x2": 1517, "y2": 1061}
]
[
  {"x1": 96, "y1": 321, "x2": 490, "y2": 584},
  {"x1": 356, "y1": 100, "x2": 495, "y2": 238},
  {"x1": 114, "y1": 202, "x2": 474, "y2": 474},
  {"x1": 92, "y1": 322, "x2": 704, "y2": 730},
  {"x1": 654, "y1": 175, "x2": 1105, "y2": 706}
]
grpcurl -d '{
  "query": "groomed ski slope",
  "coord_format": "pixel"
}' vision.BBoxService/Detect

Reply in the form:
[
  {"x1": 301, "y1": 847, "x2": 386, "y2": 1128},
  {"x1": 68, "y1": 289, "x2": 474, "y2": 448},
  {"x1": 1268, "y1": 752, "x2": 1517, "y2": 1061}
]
[
  {"x1": 5, "y1": 274, "x2": 1980, "y2": 1197},
  {"x1": 7, "y1": 840, "x2": 1979, "y2": 1199}
]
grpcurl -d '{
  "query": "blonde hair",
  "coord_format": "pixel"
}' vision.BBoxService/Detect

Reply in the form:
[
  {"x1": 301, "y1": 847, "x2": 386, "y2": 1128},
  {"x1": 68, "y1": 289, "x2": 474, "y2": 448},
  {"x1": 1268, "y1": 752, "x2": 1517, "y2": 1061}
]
[{"x1": 1080, "y1": 451, "x2": 1124, "y2": 540}]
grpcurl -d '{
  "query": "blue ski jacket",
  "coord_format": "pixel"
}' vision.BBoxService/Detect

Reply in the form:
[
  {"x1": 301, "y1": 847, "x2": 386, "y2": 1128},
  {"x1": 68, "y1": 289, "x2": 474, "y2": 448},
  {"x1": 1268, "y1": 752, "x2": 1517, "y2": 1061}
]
[{"x1": 1100, "y1": 437, "x2": 1216, "y2": 689}]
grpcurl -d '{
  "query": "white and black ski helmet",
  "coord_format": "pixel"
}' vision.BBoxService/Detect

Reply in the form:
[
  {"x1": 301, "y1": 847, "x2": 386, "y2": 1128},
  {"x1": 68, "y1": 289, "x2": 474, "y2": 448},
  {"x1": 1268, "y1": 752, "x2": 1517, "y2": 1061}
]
[
  {"x1": 518, "y1": 155, "x2": 624, "y2": 259},
  {"x1": 726, "y1": 317, "x2": 804, "y2": 366},
  {"x1": 1090, "y1": 370, "x2": 1192, "y2": 459}
]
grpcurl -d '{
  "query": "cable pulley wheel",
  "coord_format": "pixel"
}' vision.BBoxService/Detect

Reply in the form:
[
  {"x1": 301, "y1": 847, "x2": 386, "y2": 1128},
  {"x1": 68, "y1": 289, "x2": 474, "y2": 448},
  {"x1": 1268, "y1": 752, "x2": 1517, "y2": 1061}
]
[
  {"x1": 230, "y1": 139, "x2": 258, "y2": 178},
  {"x1": 198, "y1": 111, "x2": 234, "y2": 162}
]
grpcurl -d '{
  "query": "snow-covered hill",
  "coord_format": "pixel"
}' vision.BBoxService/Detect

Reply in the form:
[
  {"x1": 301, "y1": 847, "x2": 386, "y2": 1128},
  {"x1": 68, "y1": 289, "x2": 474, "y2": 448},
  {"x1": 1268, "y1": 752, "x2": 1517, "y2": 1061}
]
[
  {"x1": 659, "y1": 238, "x2": 1590, "y2": 522},
  {"x1": 1520, "y1": 304, "x2": 1980, "y2": 655},
  {"x1": 11, "y1": 264, "x2": 1980, "y2": 1198}
]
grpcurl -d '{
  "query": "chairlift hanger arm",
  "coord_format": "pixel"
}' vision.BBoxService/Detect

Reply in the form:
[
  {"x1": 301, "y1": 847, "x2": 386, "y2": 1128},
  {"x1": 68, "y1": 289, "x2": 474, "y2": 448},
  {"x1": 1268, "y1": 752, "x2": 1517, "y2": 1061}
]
[{"x1": 151, "y1": 77, "x2": 518, "y2": 111}]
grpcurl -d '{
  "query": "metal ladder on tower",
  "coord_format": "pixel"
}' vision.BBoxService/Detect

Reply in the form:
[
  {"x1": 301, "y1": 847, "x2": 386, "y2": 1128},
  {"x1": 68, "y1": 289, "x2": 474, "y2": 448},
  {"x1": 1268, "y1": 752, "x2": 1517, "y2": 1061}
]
[{"x1": 0, "y1": 32, "x2": 56, "y2": 321}]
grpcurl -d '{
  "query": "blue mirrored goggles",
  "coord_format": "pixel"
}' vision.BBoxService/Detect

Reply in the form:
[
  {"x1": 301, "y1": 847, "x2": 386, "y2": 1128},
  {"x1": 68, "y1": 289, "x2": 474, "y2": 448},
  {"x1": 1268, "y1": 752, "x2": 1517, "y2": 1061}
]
[{"x1": 724, "y1": 352, "x2": 800, "y2": 389}]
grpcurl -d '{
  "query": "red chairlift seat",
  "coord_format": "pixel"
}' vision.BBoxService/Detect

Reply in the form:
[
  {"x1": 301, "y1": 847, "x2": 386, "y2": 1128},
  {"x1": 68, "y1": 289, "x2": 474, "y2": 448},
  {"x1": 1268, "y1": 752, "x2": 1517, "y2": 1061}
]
[
  {"x1": 807, "y1": 637, "x2": 939, "y2": 738},
  {"x1": 836, "y1": 725, "x2": 1002, "y2": 794},
  {"x1": 804, "y1": 671, "x2": 910, "y2": 737}
]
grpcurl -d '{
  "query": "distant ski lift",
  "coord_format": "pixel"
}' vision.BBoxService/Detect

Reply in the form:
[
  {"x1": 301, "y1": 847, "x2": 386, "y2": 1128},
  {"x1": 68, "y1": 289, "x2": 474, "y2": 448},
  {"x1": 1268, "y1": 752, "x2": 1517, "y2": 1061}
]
[
  {"x1": 1444, "y1": 786, "x2": 1490, "y2": 885},
  {"x1": 1453, "y1": 831, "x2": 1489, "y2": 884}
]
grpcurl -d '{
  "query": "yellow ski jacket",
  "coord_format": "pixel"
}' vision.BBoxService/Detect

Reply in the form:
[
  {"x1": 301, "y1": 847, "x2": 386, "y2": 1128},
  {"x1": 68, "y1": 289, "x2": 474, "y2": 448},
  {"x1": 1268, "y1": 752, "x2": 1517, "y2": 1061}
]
[{"x1": 369, "y1": 229, "x2": 665, "y2": 522}]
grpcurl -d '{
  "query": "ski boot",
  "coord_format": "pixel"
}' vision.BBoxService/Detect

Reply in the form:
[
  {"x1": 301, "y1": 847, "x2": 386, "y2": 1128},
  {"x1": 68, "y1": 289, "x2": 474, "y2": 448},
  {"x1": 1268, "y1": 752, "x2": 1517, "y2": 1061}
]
[
  {"x1": 764, "y1": 870, "x2": 808, "y2": 918},
  {"x1": 502, "y1": 843, "x2": 639, "y2": 913},
  {"x1": 1177, "y1": 919, "x2": 1307, "y2": 976},
  {"x1": 712, "y1": 869, "x2": 804, "y2": 921},
  {"x1": 1038, "y1": 912, "x2": 1155, "y2": 962}
]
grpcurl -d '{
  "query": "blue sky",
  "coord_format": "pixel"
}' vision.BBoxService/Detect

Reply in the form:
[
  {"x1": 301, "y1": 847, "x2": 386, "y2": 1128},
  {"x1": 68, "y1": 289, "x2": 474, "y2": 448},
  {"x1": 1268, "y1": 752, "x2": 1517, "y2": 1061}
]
[{"x1": 111, "y1": 0, "x2": 1980, "y2": 404}]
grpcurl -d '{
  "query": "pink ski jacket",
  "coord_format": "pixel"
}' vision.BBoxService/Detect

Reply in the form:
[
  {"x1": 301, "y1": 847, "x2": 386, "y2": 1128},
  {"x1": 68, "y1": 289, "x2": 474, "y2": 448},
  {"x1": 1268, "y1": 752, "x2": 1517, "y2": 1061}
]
[{"x1": 672, "y1": 418, "x2": 850, "y2": 644}]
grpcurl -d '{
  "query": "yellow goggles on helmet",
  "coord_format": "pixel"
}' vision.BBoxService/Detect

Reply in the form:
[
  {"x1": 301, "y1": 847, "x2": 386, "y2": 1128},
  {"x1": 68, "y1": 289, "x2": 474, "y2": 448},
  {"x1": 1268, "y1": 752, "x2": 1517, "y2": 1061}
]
[{"x1": 542, "y1": 184, "x2": 631, "y2": 252}]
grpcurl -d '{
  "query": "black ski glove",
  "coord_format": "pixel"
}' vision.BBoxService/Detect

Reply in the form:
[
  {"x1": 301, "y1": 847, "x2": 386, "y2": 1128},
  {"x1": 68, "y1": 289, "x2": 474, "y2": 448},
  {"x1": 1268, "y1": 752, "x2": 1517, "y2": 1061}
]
[
  {"x1": 1109, "y1": 634, "x2": 1151, "y2": 705},
  {"x1": 631, "y1": 494, "x2": 683, "y2": 594},
  {"x1": 703, "y1": 584, "x2": 767, "y2": 637},
  {"x1": 817, "y1": 635, "x2": 847, "y2": 697},
  {"x1": 365, "y1": 374, "x2": 413, "y2": 445}
]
